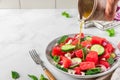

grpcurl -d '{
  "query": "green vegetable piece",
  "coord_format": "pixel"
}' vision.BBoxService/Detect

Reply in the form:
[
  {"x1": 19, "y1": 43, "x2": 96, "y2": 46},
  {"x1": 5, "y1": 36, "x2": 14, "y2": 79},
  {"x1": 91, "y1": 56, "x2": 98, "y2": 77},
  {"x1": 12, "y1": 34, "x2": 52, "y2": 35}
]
[
  {"x1": 91, "y1": 44, "x2": 104, "y2": 55},
  {"x1": 62, "y1": 11, "x2": 66, "y2": 16},
  {"x1": 110, "y1": 53, "x2": 116, "y2": 58},
  {"x1": 85, "y1": 68, "x2": 101, "y2": 75},
  {"x1": 56, "y1": 64, "x2": 68, "y2": 72},
  {"x1": 11, "y1": 71, "x2": 20, "y2": 79},
  {"x1": 53, "y1": 56, "x2": 60, "y2": 63},
  {"x1": 61, "y1": 44, "x2": 76, "y2": 52},
  {"x1": 85, "y1": 36, "x2": 92, "y2": 41},
  {"x1": 50, "y1": 51, "x2": 53, "y2": 58},
  {"x1": 62, "y1": 11, "x2": 71, "y2": 18},
  {"x1": 58, "y1": 35, "x2": 68, "y2": 44},
  {"x1": 28, "y1": 74, "x2": 38, "y2": 80},
  {"x1": 71, "y1": 58, "x2": 82, "y2": 64},
  {"x1": 106, "y1": 28, "x2": 115, "y2": 37},
  {"x1": 69, "y1": 64, "x2": 79, "y2": 69},
  {"x1": 82, "y1": 48, "x2": 87, "y2": 60},
  {"x1": 40, "y1": 74, "x2": 48, "y2": 80},
  {"x1": 107, "y1": 57, "x2": 114, "y2": 65}
]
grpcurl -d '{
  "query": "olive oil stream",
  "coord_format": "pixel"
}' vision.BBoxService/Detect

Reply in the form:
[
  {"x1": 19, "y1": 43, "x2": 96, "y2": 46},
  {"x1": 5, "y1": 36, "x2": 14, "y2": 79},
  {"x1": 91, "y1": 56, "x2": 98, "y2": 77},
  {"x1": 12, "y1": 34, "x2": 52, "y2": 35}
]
[{"x1": 78, "y1": 11, "x2": 91, "y2": 45}]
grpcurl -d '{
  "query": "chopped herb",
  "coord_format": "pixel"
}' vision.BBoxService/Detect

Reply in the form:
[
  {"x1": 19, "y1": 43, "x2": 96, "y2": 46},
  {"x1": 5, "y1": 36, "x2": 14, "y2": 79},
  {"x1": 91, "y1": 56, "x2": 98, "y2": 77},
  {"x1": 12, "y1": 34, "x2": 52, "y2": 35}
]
[
  {"x1": 82, "y1": 48, "x2": 87, "y2": 60},
  {"x1": 28, "y1": 74, "x2": 38, "y2": 80},
  {"x1": 85, "y1": 36, "x2": 92, "y2": 41},
  {"x1": 53, "y1": 56, "x2": 60, "y2": 63},
  {"x1": 58, "y1": 35, "x2": 68, "y2": 44},
  {"x1": 50, "y1": 51, "x2": 53, "y2": 58},
  {"x1": 107, "y1": 57, "x2": 114, "y2": 65},
  {"x1": 62, "y1": 11, "x2": 71, "y2": 18},
  {"x1": 106, "y1": 28, "x2": 115, "y2": 37},
  {"x1": 40, "y1": 74, "x2": 48, "y2": 80},
  {"x1": 11, "y1": 71, "x2": 20, "y2": 79},
  {"x1": 85, "y1": 68, "x2": 101, "y2": 75},
  {"x1": 56, "y1": 64, "x2": 68, "y2": 72}
]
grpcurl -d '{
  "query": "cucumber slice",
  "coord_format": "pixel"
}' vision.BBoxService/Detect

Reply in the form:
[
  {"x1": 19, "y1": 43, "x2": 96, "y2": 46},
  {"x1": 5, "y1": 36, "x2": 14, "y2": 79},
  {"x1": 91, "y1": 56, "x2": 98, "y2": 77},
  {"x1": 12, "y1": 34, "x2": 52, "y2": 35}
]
[
  {"x1": 91, "y1": 44, "x2": 104, "y2": 55},
  {"x1": 85, "y1": 36, "x2": 92, "y2": 41},
  {"x1": 57, "y1": 35, "x2": 68, "y2": 44},
  {"x1": 71, "y1": 58, "x2": 82, "y2": 64},
  {"x1": 61, "y1": 44, "x2": 75, "y2": 52},
  {"x1": 70, "y1": 58, "x2": 82, "y2": 69},
  {"x1": 69, "y1": 64, "x2": 79, "y2": 69}
]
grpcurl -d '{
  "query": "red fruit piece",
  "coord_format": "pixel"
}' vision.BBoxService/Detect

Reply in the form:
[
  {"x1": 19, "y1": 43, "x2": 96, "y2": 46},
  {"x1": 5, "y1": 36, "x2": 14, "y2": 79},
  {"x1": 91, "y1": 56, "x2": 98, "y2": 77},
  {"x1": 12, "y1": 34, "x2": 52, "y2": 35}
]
[
  {"x1": 100, "y1": 49, "x2": 110, "y2": 59},
  {"x1": 105, "y1": 43, "x2": 114, "y2": 53},
  {"x1": 91, "y1": 36, "x2": 106, "y2": 45},
  {"x1": 52, "y1": 46, "x2": 65, "y2": 56},
  {"x1": 80, "y1": 62, "x2": 95, "y2": 71},
  {"x1": 81, "y1": 40, "x2": 92, "y2": 48},
  {"x1": 74, "y1": 33, "x2": 84, "y2": 39},
  {"x1": 65, "y1": 37, "x2": 73, "y2": 43},
  {"x1": 62, "y1": 56, "x2": 72, "y2": 68},
  {"x1": 74, "y1": 67, "x2": 81, "y2": 74},
  {"x1": 75, "y1": 49, "x2": 83, "y2": 58},
  {"x1": 71, "y1": 39, "x2": 79, "y2": 45},
  {"x1": 100, "y1": 60, "x2": 110, "y2": 68},
  {"x1": 86, "y1": 51, "x2": 98, "y2": 64}
]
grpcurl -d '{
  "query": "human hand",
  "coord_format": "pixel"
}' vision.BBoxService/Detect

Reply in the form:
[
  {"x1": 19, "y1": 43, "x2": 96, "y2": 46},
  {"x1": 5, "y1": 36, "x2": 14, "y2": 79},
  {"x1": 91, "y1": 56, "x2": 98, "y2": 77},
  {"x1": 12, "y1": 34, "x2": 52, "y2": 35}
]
[{"x1": 105, "y1": 0, "x2": 119, "y2": 20}]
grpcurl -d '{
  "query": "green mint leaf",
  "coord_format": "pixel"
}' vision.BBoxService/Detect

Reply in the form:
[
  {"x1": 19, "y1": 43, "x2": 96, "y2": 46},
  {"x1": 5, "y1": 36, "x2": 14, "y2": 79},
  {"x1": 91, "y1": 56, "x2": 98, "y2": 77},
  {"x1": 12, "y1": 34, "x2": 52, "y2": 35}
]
[
  {"x1": 40, "y1": 74, "x2": 48, "y2": 80},
  {"x1": 28, "y1": 74, "x2": 38, "y2": 80},
  {"x1": 62, "y1": 11, "x2": 66, "y2": 16},
  {"x1": 56, "y1": 64, "x2": 68, "y2": 72},
  {"x1": 57, "y1": 35, "x2": 68, "y2": 44},
  {"x1": 61, "y1": 11, "x2": 71, "y2": 18},
  {"x1": 106, "y1": 28, "x2": 115, "y2": 37},
  {"x1": 85, "y1": 68, "x2": 101, "y2": 75},
  {"x1": 107, "y1": 57, "x2": 114, "y2": 65},
  {"x1": 11, "y1": 71, "x2": 20, "y2": 79},
  {"x1": 53, "y1": 56, "x2": 60, "y2": 63}
]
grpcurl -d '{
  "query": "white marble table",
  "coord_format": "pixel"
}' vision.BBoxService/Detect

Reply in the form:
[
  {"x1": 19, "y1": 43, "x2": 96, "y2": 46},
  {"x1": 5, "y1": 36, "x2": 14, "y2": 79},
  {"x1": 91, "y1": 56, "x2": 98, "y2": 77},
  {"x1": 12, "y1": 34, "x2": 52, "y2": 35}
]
[{"x1": 0, "y1": 9, "x2": 120, "y2": 80}]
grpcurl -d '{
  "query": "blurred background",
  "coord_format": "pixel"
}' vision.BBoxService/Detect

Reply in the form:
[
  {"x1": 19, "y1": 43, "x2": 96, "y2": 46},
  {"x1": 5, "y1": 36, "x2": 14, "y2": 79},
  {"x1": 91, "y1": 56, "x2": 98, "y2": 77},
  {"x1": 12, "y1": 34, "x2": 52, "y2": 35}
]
[{"x1": 0, "y1": 0, "x2": 78, "y2": 9}]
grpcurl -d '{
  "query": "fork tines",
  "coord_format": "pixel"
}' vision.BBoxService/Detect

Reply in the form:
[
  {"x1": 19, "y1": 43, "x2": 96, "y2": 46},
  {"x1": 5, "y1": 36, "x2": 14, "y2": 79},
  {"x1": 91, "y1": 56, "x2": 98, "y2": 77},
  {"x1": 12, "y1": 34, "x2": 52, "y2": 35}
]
[{"x1": 29, "y1": 49, "x2": 42, "y2": 64}]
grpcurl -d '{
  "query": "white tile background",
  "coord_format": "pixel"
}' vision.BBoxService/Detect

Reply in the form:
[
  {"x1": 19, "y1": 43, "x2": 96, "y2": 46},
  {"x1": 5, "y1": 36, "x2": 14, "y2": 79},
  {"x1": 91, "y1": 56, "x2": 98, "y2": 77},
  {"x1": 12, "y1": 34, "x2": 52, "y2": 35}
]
[{"x1": 0, "y1": 0, "x2": 78, "y2": 9}]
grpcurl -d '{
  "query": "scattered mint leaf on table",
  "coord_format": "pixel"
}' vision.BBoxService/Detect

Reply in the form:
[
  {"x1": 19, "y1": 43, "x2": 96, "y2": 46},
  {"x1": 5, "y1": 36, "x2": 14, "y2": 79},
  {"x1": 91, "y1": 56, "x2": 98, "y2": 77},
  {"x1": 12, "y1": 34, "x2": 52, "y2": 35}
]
[
  {"x1": 11, "y1": 71, "x2": 20, "y2": 79},
  {"x1": 106, "y1": 28, "x2": 115, "y2": 37},
  {"x1": 28, "y1": 74, "x2": 38, "y2": 80},
  {"x1": 40, "y1": 74, "x2": 48, "y2": 80},
  {"x1": 62, "y1": 11, "x2": 71, "y2": 18}
]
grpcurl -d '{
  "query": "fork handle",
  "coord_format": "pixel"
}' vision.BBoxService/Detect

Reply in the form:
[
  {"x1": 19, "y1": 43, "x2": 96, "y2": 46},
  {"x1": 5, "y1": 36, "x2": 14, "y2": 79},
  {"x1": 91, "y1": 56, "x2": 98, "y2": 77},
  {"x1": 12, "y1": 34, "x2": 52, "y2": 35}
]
[{"x1": 44, "y1": 68, "x2": 56, "y2": 80}]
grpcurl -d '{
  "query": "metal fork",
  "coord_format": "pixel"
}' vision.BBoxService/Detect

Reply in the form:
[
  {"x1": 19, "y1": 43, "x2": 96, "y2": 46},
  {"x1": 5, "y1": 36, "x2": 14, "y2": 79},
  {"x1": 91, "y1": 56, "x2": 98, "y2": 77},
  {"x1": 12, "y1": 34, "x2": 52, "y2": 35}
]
[{"x1": 29, "y1": 49, "x2": 56, "y2": 80}]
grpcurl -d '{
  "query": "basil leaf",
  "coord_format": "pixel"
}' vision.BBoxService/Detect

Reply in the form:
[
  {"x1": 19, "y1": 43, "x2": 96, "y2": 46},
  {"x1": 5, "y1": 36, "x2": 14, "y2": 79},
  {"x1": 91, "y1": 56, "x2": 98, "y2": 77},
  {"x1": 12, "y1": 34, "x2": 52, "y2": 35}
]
[
  {"x1": 40, "y1": 74, "x2": 48, "y2": 80},
  {"x1": 57, "y1": 35, "x2": 68, "y2": 44},
  {"x1": 56, "y1": 64, "x2": 68, "y2": 72},
  {"x1": 107, "y1": 57, "x2": 114, "y2": 65},
  {"x1": 11, "y1": 71, "x2": 20, "y2": 79},
  {"x1": 85, "y1": 68, "x2": 101, "y2": 75},
  {"x1": 106, "y1": 28, "x2": 115, "y2": 37},
  {"x1": 53, "y1": 56, "x2": 60, "y2": 63},
  {"x1": 28, "y1": 74, "x2": 38, "y2": 80}
]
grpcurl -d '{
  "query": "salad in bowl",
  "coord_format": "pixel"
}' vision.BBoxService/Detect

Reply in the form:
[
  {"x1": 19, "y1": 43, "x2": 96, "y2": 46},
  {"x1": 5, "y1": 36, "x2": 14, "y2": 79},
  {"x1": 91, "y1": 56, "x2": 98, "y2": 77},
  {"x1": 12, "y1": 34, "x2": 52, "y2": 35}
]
[{"x1": 46, "y1": 33, "x2": 120, "y2": 78}]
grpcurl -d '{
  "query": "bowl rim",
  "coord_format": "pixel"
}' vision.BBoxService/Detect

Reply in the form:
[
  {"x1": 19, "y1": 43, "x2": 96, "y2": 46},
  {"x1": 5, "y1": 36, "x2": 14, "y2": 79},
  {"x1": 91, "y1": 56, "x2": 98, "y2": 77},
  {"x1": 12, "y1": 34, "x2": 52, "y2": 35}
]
[{"x1": 45, "y1": 33, "x2": 120, "y2": 78}]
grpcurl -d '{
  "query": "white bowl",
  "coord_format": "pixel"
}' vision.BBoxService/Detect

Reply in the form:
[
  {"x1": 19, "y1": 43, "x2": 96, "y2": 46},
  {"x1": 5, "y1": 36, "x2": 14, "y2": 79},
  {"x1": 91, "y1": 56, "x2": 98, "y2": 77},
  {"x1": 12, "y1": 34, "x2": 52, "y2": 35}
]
[{"x1": 46, "y1": 34, "x2": 120, "y2": 79}]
